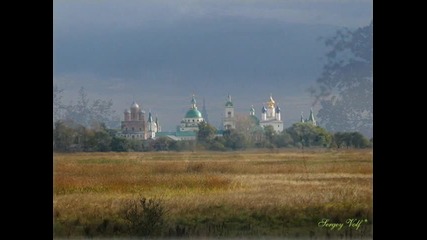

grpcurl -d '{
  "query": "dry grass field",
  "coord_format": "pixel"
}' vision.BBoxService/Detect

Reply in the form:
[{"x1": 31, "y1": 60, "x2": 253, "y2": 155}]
[{"x1": 53, "y1": 149, "x2": 373, "y2": 239}]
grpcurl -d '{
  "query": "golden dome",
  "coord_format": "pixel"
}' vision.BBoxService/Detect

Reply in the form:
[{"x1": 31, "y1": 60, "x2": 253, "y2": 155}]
[{"x1": 267, "y1": 95, "x2": 275, "y2": 108}]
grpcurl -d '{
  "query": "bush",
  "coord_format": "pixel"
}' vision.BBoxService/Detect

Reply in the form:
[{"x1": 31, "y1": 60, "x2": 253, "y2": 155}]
[{"x1": 123, "y1": 196, "x2": 166, "y2": 237}]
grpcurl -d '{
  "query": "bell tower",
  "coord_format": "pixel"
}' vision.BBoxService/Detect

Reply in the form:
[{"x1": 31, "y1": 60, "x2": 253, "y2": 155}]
[{"x1": 223, "y1": 94, "x2": 236, "y2": 130}]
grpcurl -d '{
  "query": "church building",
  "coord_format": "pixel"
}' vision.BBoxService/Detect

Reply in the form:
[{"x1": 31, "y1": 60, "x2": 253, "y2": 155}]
[
  {"x1": 179, "y1": 95, "x2": 204, "y2": 132},
  {"x1": 146, "y1": 111, "x2": 158, "y2": 139},
  {"x1": 300, "y1": 108, "x2": 317, "y2": 126},
  {"x1": 259, "y1": 95, "x2": 284, "y2": 132},
  {"x1": 156, "y1": 94, "x2": 206, "y2": 141},
  {"x1": 118, "y1": 101, "x2": 146, "y2": 139},
  {"x1": 222, "y1": 94, "x2": 236, "y2": 130},
  {"x1": 118, "y1": 101, "x2": 161, "y2": 140}
]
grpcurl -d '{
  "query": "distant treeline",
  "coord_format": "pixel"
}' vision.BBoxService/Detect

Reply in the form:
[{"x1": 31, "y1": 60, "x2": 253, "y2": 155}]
[{"x1": 53, "y1": 120, "x2": 372, "y2": 153}]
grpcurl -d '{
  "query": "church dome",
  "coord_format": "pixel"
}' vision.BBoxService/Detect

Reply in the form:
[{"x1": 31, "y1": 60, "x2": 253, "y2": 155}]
[
  {"x1": 130, "y1": 101, "x2": 139, "y2": 109},
  {"x1": 261, "y1": 106, "x2": 267, "y2": 113},
  {"x1": 225, "y1": 94, "x2": 233, "y2": 107},
  {"x1": 124, "y1": 109, "x2": 130, "y2": 113},
  {"x1": 267, "y1": 96, "x2": 275, "y2": 108},
  {"x1": 185, "y1": 109, "x2": 202, "y2": 118}
]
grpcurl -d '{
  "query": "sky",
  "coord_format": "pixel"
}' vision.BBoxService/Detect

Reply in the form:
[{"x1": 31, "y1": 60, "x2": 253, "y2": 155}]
[{"x1": 53, "y1": 0, "x2": 373, "y2": 131}]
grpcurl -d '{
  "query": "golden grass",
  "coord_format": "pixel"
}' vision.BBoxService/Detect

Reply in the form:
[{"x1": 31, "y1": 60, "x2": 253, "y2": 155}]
[{"x1": 53, "y1": 149, "x2": 372, "y2": 237}]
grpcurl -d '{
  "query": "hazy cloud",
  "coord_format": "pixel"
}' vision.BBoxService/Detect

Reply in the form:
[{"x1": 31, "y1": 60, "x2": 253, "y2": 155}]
[
  {"x1": 53, "y1": 0, "x2": 372, "y2": 130},
  {"x1": 54, "y1": 0, "x2": 372, "y2": 33}
]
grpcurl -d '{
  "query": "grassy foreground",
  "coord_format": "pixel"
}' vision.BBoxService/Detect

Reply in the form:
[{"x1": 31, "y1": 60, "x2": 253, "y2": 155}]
[{"x1": 53, "y1": 149, "x2": 373, "y2": 239}]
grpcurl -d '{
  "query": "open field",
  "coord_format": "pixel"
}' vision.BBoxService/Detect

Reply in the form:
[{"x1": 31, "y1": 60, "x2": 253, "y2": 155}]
[{"x1": 53, "y1": 149, "x2": 373, "y2": 239}]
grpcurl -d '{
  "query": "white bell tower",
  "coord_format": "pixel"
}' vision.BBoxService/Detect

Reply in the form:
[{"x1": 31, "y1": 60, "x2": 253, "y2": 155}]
[{"x1": 223, "y1": 94, "x2": 236, "y2": 130}]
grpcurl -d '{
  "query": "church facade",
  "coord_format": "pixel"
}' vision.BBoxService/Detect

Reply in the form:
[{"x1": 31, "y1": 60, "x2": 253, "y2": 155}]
[
  {"x1": 156, "y1": 95, "x2": 208, "y2": 141},
  {"x1": 259, "y1": 95, "x2": 284, "y2": 132},
  {"x1": 300, "y1": 108, "x2": 317, "y2": 126},
  {"x1": 179, "y1": 95, "x2": 204, "y2": 132},
  {"x1": 118, "y1": 101, "x2": 146, "y2": 139},
  {"x1": 223, "y1": 94, "x2": 236, "y2": 130},
  {"x1": 118, "y1": 101, "x2": 161, "y2": 140}
]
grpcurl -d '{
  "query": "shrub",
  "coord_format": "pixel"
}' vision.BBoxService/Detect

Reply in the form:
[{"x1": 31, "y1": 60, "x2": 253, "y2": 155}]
[{"x1": 123, "y1": 196, "x2": 166, "y2": 237}]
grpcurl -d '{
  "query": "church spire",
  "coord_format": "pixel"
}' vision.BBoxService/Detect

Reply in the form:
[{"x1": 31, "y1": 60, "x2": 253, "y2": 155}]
[
  {"x1": 307, "y1": 108, "x2": 316, "y2": 126},
  {"x1": 191, "y1": 94, "x2": 197, "y2": 109},
  {"x1": 155, "y1": 114, "x2": 161, "y2": 132},
  {"x1": 225, "y1": 94, "x2": 233, "y2": 107},
  {"x1": 250, "y1": 105, "x2": 255, "y2": 116},
  {"x1": 148, "y1": 111, "x2": 153, "y2": 122},
  {"x1": 201, "y1": 97, "x2": 209, "y2": 123}
]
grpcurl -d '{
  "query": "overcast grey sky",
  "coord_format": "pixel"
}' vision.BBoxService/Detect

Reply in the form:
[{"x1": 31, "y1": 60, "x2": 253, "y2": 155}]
[{"x1": 53, "y1": 0, "x2": 372, "y2": 131}]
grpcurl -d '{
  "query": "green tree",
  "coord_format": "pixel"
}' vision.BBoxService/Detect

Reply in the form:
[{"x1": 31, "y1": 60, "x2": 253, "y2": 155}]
[
  {"x1": 332, "y1": 131, "x2": 370, "y2": 149},
  {"x1": 223, "y1": 129, "x2": 248, "y2": 150},
  {"x1": 127, "y1": 139, "x2": 144, "y2": 152},
  {"x1": 274, "y1": 131, "x2": 293, "y2": 148},
  {"x1": 350, "y1": 132, "x2": 370, "y2": 148},
  {"x1": 333, "y1": 132, "x2": 347, "y2": 148},
  {"x1": 152, "y1": 137, "x2": 177, "y2": 151},
  {"x1": 311, "y1": 21, "x2": 373, "y2": 137},
  {"x1": 173, "y1": 140, "x2": 195, "y2": 152},
  {"x1": 263, "y1": 125, "x2": 276, "y2": 143},
  {"x1": 208, "y1": 137, "x2": 227, "y2": 151},
  {"x1": 53, "y1": 120, "x2": 76, "y2": 152},
  {"x1": 111, "y1": 136, "x2": 129, "y2": 152},
  {"x1": 286, "y1": 123, "x2": 332, "y2": 148},
  {"x1": 197, "y1": 121, "x2": 217, "y2": 144},
  {"x1": 92, "y1": 130, "x2": 112, "y2": 151}
]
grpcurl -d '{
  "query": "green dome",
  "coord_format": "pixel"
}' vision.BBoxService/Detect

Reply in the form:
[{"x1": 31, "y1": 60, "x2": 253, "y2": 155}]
[
  {"x1": 185, "y1": 109, "x2": 202, "y2": 118},
  {"x1": 225, "y1": 101, "x2": 233, "y2": 107}
]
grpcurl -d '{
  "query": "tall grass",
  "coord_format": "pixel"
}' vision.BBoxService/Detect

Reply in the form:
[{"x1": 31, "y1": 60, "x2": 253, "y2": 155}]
[{"x1": 53, "y1": 149, "x2": 372, "y2": 238}]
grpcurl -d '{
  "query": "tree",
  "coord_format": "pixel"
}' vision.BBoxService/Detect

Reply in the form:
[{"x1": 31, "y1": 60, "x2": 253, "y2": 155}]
[
  {"x1": 63, "y1": 87, "x2": 117, "y2": 128},
  {"x1": 333, "y1": 132, "x2": 347, "y2": 148},
  {"x1": 53, "y1": 85, "x2": 65, "y2": 124},
  {"x1": 111, "y1": 136, "x2": 130, "y2": 152},
  {"x1": 208, "y1": 137, "x2": 227, "y2": 151},
  {"x1": 234, "y1": 113, "x2": 262, "y2": 147},
  {"x1": 223, "y1": 129, "x2": 248, "y2": 150},
  {"x1": 274, "y1": 131, "x2": 293, "y2": 148},
  {"x1": 263, "y1": 126, "x2": 276, "y2": 143},
  {"x1": 92, "y1": 129, "x2": 112, "y2": 151},
  {"x1": 311, "y1": 21, "x2": 373, "y2": 137},
  {"x1": 286, "y1": 123, "x2": 332, "y2": 148},
  {"x1": 332, "y1": 131, "x2": 370, "y2": 149},
  {"x1": 197, "y1": 121, "x2": 217, "y2": 144},
  {"x1": 151, "y1": 137, "x2": 177, "y2": 151},
  {"x1": 53, "y1": 119, "x2": 115, "y2": 152},
  {"x1": 53, "y1": 120, "x2": 76, "y2": 151}
]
